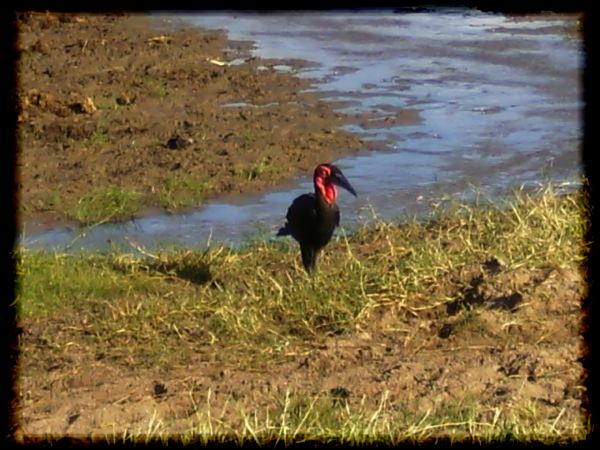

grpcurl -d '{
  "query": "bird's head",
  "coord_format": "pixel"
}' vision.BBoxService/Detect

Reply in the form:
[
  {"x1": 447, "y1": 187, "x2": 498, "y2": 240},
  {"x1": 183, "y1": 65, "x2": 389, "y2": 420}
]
[{"x1": 314, "y1": 163, "x2": 357, "y2": 204}]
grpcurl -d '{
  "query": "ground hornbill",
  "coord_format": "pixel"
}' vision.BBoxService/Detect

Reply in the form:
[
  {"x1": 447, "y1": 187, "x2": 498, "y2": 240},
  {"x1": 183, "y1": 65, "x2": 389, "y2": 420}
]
[{"x1": 277, "y1": 163, "x2": 357, "y2": 274}]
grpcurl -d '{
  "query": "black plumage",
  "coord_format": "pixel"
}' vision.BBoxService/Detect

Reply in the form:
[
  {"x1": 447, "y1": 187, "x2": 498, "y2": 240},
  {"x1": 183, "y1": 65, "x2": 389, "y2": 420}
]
[{"x1": 277, "y1": 163, "x2": 357, "y2": 274}]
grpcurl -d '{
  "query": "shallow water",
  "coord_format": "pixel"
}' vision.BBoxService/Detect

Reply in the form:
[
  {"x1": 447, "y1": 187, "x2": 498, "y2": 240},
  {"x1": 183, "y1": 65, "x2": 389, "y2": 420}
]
[{"x1": 21, "y1": 8, "x2": 583, "y2": 251}]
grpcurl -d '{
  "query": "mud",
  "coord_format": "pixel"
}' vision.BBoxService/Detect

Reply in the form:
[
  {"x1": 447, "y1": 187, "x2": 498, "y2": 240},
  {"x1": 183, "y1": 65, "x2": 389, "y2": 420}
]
[{"x1": 16, "y1": 12, "x2": 373, "y2": 232}]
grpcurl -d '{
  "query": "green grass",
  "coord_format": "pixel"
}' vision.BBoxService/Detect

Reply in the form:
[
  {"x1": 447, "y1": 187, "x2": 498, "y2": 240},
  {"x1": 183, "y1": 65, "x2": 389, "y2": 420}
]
[
  {"x1": 16, "y1": 251, "x2": 158, "y2": 318},
  {"x1": 45, "y1": 188, "x2": 64, "y2": 211},
  {"x1": 18, "y1": 181, "x2": 589, "y2": 352},
  {"x1": 232, "y1": 156, "x2": 275, "y2": 181},
  {"x1": 94, "y1": 95, "x2": 119, "y2": 111},
  {"x1": 155, "y1": 175, "x2": 210, "y2": 211},
  {"x1": 47, "y1": 175, "x2": 210, "y2": 225},
  {"x1": 141, "y1": 75, "x2": 169, "y2": 98},
  {"x1": 15, "y1": 181, "x2": 590, "y2": 443},
  {"x1": 153, "y1": 83, "x2": 169, "y2": 97},
  {"x1": 68, "y1": 185, "x2": 144, "y2": 224},
  {"x1": 83, "y1": 125, "x2": 110, "y2": 146},
  {"x1": 19, "y1": 122, "x2": 44, "y2": 140}
]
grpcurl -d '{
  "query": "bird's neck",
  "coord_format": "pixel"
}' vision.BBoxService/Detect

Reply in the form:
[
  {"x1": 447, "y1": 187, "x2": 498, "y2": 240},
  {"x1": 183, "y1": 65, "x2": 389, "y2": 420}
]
[{"x1": 315, "y1": 179, "x2": 337, "y2": 205}]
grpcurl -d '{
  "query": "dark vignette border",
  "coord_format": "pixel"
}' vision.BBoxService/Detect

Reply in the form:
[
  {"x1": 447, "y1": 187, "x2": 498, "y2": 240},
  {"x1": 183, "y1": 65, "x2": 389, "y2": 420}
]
[{"x1": 2, "y1": 0, "x2": 597, "y2": 447}]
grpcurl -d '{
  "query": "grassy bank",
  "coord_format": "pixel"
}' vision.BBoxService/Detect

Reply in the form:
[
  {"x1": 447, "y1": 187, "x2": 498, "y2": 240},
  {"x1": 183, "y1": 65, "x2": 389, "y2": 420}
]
[{"x1": 15, "y1": 182, "x2": 590, "y2": 443}]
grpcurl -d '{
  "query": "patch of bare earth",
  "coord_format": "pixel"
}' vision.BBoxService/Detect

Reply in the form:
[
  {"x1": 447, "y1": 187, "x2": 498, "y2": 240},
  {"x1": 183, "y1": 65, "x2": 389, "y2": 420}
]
[{"x1": 17, "y1": 258, "x2": 585, "y2": 438}]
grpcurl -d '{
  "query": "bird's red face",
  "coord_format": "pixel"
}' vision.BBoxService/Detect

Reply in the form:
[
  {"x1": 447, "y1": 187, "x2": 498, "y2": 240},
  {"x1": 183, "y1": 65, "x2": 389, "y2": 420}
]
[
  {"x1": 314, "y1": 163, "x2": 357, "y2": 205},
  {"x1": 314, "y1": 164, "x2": 336, "y2": 204}
]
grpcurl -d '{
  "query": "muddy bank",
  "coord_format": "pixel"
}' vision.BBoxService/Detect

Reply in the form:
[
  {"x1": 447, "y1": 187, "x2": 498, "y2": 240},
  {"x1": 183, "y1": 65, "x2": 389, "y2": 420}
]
[{"x1": 16, "y1": 12, "x2": 373, "y2": 231}]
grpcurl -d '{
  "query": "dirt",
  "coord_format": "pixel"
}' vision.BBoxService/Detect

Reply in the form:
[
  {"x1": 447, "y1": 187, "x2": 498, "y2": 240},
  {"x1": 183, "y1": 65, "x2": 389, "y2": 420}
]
[
  {"x1": 16, "y1": 12, "x2": 378, "y2": 232},
  {"x1": 16, "y1": 257, "x2": 585, "y2": 438},
  {"x1": 13, "y1": 12, "x2": 587, "y2": 441}
]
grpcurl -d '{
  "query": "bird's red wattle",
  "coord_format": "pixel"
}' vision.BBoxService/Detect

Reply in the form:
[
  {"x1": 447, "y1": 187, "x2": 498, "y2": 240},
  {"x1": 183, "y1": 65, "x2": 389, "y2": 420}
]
[{"x1": 316, "y1": 178, "x2": 338, "y2": 205}]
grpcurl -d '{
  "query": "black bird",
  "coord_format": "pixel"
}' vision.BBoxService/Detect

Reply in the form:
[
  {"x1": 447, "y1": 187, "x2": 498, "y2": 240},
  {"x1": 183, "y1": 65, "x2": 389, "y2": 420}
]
[{"x1": 277, "y1": 163, "x2": 357, "y2": 274}]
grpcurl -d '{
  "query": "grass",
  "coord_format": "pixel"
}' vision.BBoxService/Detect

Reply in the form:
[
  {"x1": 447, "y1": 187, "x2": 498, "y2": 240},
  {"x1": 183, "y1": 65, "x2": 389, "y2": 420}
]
[
  {"x1": 94, "y1": 95, "x2": 120, "y2": 111},
  {"x1": 141, "y1": 75, "x2": 170, "y2": 98},
  {"x1": 232, "y1": 156, "x2": 275, "y2": 181},
  {"x1": 15, "y1": 181, "x2": 590, "y2": 443},
  {"x1": 83, "y1": 125, "x2": 110, "y2": 146},
  {"x1": 155, "y1": 175, "x2": 210, "y2": 212},
  {"x1": 34, "y1": 157, "x2": 279, "y2": 226},
  {"x1": 68, "y1": 185, "x2": 144, "y2": 224},
  {"x1": 65, "y1": 175, "x2": 211, "y2": 224},
  {"x1": 45, "y1": 188, "x2": 64, "y2": 212},
  {"x1": 18, "y1": 179, "x2": 589, "y2": 351}
]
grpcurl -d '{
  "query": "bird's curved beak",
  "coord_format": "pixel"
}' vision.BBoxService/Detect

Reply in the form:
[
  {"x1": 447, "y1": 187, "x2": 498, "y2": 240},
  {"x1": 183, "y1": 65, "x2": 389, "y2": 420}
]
[{"x1": 331, "y1": 170, "x2": 357, "y2": 197}]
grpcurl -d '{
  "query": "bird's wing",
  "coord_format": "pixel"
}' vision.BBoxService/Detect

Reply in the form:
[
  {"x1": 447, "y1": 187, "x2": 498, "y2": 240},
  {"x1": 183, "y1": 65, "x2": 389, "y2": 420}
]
[{"x1": 285, "y1": 193, "x2": 317, "y2": 229}]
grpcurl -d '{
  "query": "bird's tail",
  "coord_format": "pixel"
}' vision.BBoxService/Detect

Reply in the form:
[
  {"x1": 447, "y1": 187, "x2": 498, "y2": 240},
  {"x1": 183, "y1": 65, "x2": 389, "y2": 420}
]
[{"x1": 300, "y1": 245, "x2": 317, "y2": 275}]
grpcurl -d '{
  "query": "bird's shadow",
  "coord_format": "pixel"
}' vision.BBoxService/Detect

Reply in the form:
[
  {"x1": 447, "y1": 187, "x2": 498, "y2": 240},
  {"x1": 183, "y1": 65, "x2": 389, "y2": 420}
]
[
  {"x1": 112, "y1": 251, "x2": 212, "y2": 286},
  {"x1": 148, "y1": 257, "x2": 212, "y2": 285}
]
